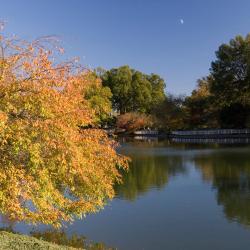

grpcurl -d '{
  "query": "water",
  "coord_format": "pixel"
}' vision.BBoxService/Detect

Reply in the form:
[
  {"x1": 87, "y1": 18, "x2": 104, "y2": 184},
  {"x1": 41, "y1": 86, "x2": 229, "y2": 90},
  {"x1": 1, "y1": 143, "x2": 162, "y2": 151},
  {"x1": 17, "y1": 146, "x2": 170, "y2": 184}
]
[{"x1": 6, "y1": 140, "x2": 250, "y2": 249}]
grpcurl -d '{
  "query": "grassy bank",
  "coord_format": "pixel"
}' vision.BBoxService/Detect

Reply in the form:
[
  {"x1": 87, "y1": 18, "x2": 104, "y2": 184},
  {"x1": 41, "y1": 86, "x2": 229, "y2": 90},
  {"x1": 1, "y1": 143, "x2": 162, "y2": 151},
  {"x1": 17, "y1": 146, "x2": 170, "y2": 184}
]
[{"x1": 0, "y1": 231, "x2": 79, "y2": 250}]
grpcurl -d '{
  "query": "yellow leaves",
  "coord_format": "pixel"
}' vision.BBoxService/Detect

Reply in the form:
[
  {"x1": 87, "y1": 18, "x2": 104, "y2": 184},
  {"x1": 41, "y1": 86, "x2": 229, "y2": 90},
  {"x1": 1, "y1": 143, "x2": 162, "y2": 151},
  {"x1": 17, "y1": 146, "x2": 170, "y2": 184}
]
[
  {"x1": 0, "y1": 111, "x2": 7, "y2": 128},
  {"x1": 0, "y1": 33, "x2": 128, "y2": 227}
]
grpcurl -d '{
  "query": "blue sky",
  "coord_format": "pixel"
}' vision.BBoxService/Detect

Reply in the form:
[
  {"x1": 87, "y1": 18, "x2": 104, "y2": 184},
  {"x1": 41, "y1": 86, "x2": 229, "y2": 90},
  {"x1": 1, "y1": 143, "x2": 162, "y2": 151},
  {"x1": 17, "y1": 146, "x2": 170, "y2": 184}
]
[{"x1": 2, "y1": 0, "x2": 250, "y2": 94}]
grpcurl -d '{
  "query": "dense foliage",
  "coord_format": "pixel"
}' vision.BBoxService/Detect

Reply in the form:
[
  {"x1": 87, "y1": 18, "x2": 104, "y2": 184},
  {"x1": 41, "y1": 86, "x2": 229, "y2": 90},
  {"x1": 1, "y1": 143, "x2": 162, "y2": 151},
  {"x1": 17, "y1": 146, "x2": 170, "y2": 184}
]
[
  {"x1": 153, "y1": 95, "x2": 186, "y2": 131},
  {"x1": 209, "y1": 35, "x2": 250, "y2": 128},
  {"x1": 184, "y1": 76, "x2": 218, "y2": 128},
  {"x1": 116, "y1": 112, "x2": 153, "y2": 133},
  {"x1": 184, "y1": 34, "x2": 250, "y2": 129},
  {"x1": 0, "y1": 34, "x2": 128, "y2": 227},
  {"x1": 84, "y1": 73, "x2": 112, "y2": 126},
  {"x1": 210, "y1": 35, "x2": 250, "y2": 107},
  {"x1": 100, "y1": 65, "x2": 166, "y2": 114}
]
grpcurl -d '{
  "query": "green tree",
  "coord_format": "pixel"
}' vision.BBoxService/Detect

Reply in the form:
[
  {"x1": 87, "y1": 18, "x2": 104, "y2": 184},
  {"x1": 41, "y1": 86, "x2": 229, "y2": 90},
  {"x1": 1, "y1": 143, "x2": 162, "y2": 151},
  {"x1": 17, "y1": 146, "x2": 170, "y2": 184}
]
[
  {"x1": 101, "y1": 66, "x2": 166, "y2": 114},
  {"x1": 131, "y1": 71, "x2": 152, "y2": 112},
  {"x1": 84, "y1": 73, "x2": 112, "y2": 126},
  {"x1": 210, "y1": 34, "x2": 250, "y2": 127},
  {"x1": 147, "y1": 73, "x2": 166, "y2": 110},
  {"x1": 101, "y1": 65, "x2": 133, "y2": 113}
]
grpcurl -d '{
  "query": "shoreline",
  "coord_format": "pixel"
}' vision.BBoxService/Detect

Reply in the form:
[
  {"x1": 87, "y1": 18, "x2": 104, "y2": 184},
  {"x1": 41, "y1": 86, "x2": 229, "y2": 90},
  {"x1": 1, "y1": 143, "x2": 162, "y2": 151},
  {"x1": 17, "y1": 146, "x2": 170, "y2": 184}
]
[{"x1": 0, "y1": 231, "x2": 78, "y2": 250}]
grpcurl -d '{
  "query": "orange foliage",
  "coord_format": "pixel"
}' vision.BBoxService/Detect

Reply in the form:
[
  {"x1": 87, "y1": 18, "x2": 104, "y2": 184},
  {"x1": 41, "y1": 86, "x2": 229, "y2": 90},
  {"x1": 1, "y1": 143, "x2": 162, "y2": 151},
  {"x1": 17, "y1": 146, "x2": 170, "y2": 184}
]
[
  {"x1": 0, "y1": 33, "x2": 128, "y2": 227},
  {"x1": 116, "y1": 112, "x2": 153, "y2": 132}
]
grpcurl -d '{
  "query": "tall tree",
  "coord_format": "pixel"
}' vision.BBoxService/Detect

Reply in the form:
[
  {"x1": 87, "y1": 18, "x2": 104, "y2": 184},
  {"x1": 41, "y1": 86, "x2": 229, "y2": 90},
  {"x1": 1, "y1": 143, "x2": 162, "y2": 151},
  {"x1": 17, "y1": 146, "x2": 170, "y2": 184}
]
[
  {"x1": 101, "y1": 65, "x2": 133, "y2": 113},
  {"x1": 210, "y1": 34, "x2": 250, "y2": 127},
  {"x1": 0, "y1": 34, "x2": 128, "y2": 227},
  {"x1": 101, "y1": 66, "x2": 166, "y2": 114},
  {"x1": 131, "y1": 71, "x2": 152, "y2": 113},
  {"x1": 147, "y1": 73, "x2": 166, "y2": 110}
]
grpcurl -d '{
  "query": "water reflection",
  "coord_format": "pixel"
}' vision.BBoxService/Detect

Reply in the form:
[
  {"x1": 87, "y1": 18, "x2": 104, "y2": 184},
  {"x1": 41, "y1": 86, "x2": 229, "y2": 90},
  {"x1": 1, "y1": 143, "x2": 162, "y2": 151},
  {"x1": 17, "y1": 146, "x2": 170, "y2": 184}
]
[
  {"x1": 116, "y1": 142, "x2": 186, "y2": 200},
  {"x1": 30, "y1": 229, "x2": 115, "y2": 250},
  {"x1": 1, "y1": 141, "x2": 250, "y2": 250},
  {"x1": 194, "y1": 148, "x2": 250, "y2": 226},
  {"x1": 117, "y1": 142, "x2": 250, "y2": 229}
]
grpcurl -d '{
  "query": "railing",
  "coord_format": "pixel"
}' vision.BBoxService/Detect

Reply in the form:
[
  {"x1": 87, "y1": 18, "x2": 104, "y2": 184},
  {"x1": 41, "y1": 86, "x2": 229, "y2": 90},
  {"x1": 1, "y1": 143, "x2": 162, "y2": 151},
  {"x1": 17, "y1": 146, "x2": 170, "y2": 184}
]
[
  {"x1": 171, "y1": 129, "x2": 250, "y2": 136},
  {"x1": 171, "y1": 137, "x2": 250, "y2": 144},
  {"x1": 134, "y1": 130, "x2": 159, "y2": 135}
]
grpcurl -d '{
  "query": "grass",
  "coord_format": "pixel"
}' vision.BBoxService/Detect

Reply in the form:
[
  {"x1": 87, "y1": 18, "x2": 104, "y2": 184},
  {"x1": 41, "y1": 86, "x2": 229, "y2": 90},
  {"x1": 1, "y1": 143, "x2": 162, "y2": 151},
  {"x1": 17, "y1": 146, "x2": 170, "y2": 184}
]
[{"x1": 0, "y1": 231, "x2": 79, "y2": 250}]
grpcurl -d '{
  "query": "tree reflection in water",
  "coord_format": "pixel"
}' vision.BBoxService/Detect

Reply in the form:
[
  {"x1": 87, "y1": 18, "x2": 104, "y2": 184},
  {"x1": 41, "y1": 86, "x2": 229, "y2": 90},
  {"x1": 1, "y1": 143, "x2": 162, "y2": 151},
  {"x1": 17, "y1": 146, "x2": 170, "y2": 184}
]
[
  {"x1": 117, "y1": 141, "x2": 250, "y2": 228},
  {"x1": 194, "y1": 148, "x2": 250, "y2": 227},
  {"x1": 0, "y1": 216, "x2": 115, "y2": 250},
  {"x1": 115, "y1": 141, "x2": 187, "y2": 201},
  {"x1": 30, "y1": 229, "x2": 115, "y2": 250}
]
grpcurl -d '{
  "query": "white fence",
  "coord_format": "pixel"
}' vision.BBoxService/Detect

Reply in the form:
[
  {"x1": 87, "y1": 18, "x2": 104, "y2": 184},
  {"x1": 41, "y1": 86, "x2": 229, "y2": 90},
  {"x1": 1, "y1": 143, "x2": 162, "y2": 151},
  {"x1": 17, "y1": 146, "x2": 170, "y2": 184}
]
[
  {"x1": 134, "y1": 130, "x2": 159, "y2": 135},
  {"x1": 171, "y1": 137, "x2": 250, "y2": 144},
  {"x1": 171, "y1": 129, "x2": 250, "y2": 136}
]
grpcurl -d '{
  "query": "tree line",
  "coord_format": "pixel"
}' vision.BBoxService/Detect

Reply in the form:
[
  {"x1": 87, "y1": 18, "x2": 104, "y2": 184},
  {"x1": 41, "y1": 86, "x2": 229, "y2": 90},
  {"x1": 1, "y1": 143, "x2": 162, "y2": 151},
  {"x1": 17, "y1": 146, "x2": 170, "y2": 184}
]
[{"x1": 95, "y1": 34, "x2": 250, "y2": 131}]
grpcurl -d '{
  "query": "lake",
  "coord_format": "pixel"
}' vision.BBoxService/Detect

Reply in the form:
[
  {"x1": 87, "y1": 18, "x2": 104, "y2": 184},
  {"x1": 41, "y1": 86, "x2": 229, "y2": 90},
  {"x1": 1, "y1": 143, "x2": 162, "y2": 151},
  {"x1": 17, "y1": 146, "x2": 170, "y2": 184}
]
[{"x1": 6, "y1": 139, "x2": 250, "y2": 249}]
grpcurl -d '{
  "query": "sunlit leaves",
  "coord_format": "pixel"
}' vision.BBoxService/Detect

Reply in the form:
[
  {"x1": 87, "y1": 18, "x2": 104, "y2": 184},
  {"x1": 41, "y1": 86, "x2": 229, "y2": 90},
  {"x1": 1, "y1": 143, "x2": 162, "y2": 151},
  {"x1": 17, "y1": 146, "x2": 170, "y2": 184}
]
[{"x1": 0, "y1": 34, "x2": 128, "y2": 227}]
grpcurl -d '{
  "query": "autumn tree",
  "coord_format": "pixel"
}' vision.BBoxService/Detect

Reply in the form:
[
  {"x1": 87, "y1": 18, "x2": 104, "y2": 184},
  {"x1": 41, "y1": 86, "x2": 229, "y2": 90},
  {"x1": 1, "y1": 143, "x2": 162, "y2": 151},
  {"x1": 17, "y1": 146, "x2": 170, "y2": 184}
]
[
  {"x1": 184, "y1": 76, "x2": 218, "y2": 128},
  {"x1": 116, "y1": 112, "x2": 153, "y2": 133},
  {"x1": 0, "y1": 33, "x2": 128, "y2": 227},
  {"x1": 153, "y1": 95, "x2": 186, "y2": 131}
]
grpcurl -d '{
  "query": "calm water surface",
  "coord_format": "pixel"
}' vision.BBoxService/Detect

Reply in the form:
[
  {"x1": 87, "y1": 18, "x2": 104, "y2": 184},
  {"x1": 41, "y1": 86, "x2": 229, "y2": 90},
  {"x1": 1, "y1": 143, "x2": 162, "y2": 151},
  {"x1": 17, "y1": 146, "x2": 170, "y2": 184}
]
[{"x1": 10, "y1": 140, "x2": 250, "y2": 249}]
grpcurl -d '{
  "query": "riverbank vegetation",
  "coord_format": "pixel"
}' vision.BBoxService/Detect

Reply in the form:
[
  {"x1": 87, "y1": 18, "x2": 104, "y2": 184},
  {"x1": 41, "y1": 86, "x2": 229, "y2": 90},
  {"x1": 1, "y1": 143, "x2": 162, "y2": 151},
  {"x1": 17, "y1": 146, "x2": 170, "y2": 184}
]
[
  {"x1": 0, "y1": 231, "x2": 77, "y2": 250},
  {"x1": 0, "y1": 227, "x2": 114, "y2": 249},
  {"x1": 95, "y1": 34, "x2": 250, "y2": 133}
]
